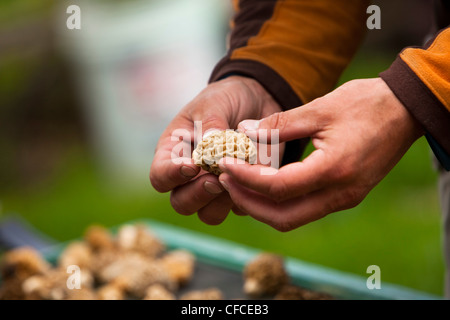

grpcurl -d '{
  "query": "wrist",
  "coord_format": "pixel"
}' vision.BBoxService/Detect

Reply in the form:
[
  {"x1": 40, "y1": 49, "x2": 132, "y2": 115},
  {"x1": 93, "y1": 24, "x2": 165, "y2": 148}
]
[
  {"x1": 220, "y1": 75, "x2": 269, "y2": 97},
  {"x1": 217, "y1": 75, "x2": 281, "y2": 114},
  {"x1": 377, "y1": 77, "x2": 425, "y2": 142},
  {"x1": 234, "y1": 75, "x2": 278, "y2": 105}
]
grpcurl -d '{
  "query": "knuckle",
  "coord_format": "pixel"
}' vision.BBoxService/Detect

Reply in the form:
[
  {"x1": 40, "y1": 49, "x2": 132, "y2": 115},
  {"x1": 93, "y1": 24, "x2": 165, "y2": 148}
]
[
  {"x1": 170, "y1": 192, "x2": 194, "y2": 216},
  {"x1": 268, "y1": 112, "x2": 288, "y2": 131},
  {"x1": 201, "y1": 115, "x2": 225, "y2": 130},
  {"x1": 229, "y1": 196, "x2": 246, "y2": 215},
  {"x1": 268, "y1": 180, "x2": 290, "y2": 203},
  {"x1": 271, "y1": 215, "x2": 296, "y2": 232},
  {"x1": 149, "y1": 161, "x2": 184, "y2": 194},
  {"x1": 198, "y1": 209, "x2": 228, "y2": 226},
  {"x1": 200, "y1": 118, "x2": 228, "y2": 139},
  {"x1": 149, "y1": 170, "x2": 167, "y2": 193},
  {"x1": 273, "y1": 221, "x2": 295, "y2": 233},
  {"x1": 167, "y1": 166, "x2": 182, "y2": 184},
  {"x1": 232, "y1": 206, "x2": 248, "y2": 216},
  {"x1": 197, "y1": 213, "x2": 219, "y2": 225},
  {"x1": 333, "y1": 187, "x2": 365, "y2": 211},
  {"x1": 346, "y1": 188, "x2": 365, "y2": 209},
  {"x1": 330, "y1": 162, "x2": 356, "y2": 182},
  {"x1": 190, "y1": 106, "x2": 227, "y2": 133}
]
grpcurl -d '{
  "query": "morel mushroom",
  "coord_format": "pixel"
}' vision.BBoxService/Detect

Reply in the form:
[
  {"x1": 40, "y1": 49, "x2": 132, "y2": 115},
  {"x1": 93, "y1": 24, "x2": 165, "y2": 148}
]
[
  {"x1": 179, "y1": 287, "x2": 224, "y2": 300},
  {"x1": 243, "y1": 253, "x2": 289, "y2": 297},
  {"x1": 143, "y1": 284, "x2": 176, "y2": 300},
  {"x1": 192, "y1": 130, "x2": 257, "y2": 175},
  {"x1": 0, "y1": 247, "x2": 51, "y2": 300},
  {"x1": 22, "y1": 268, "x2": 95, "y2": 300},
  {"x1": 58, "y1": 241, "x2": 93, "y2": 270},
  {"x1": 274, "y1": 284, "x2": 333, "y2": 300},
  {"x1": 84, "y1": 225, "x2": 115, "y2": 252},
  {"x1": 159, "y1": 250, "x2": 195, "y2": 286},
  {"x1": 98, "y1": 252, "x2": 175, "y2": 298},
  {"x1": 116, "y1": 224, "x2": 165, "y2": 258}
]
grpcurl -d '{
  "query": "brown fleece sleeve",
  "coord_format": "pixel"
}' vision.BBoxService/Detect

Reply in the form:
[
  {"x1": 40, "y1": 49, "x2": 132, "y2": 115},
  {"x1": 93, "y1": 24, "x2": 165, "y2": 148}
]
[
  {"x1": 210, "y1": 0, "x2": 368, "y2": 164},
  {"x1": 380, "y1": 27, "x2": 450, "y2": 167}
]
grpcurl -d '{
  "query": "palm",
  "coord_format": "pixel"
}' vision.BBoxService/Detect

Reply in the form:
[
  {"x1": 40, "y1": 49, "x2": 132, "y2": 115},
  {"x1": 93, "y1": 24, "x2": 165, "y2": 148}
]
[{"x1": 150, "y1": 76, "x2": 283, "y2": 224}]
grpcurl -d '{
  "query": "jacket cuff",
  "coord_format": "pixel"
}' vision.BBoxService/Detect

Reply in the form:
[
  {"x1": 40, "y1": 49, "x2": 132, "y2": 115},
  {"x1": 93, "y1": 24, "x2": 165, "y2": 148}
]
[
  {"x1": 209, "y1": 59, "x2": 309, "y2": 165},
  {"x1": 380, "y1": 56, "x2": 450, "y2": 170}
]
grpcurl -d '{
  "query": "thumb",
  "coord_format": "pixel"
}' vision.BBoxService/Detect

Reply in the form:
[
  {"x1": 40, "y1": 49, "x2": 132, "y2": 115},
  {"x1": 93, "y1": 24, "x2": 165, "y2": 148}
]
[
  {"x1": 238, "y1": 103, "x2": 321, "y2": 143},
  {"x1": 194, "y1": 116, "x2": 229, "y2": 143}
]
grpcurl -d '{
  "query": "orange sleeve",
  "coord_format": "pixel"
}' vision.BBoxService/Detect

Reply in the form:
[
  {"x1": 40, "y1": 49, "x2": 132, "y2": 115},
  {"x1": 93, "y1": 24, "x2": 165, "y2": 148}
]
[
  {"x1": 380, "y1": 27, "x2": 450, "y2": 169},
  {"x1": 210, "y1": 0, "x2": 368, "y2": 164},
  {"x1": 401, "y1": 29, "x2": 450, "y2": 113}
]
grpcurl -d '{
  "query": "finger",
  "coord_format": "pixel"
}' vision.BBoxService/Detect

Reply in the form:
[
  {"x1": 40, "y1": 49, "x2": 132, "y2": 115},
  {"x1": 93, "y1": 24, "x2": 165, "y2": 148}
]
[
  {"x1": 170, "y1": 173, "x2": 225, "y2": 216},
  {"x1": 151, "y1": 92, "x2": 233, "y2": 192},
  {"x1": 151, "y1": 114, "x2": 230, "y2": 193},
  {"x1": 197, "y1": 192, "x2": 233, "y2": 225},
  {"x1": 190, "y1": 106, "x2": 230, "y2": 144},
  {"x1": 150, "y1": 114, "x2": 200, "y2": 193},
  {"x1": 221, "y1": 177, "x2": 340, "y2": 232},
  {"x1": 219, "y1": 149, "x2": 332, "y2": 202},
  {"x1": 150, "y1": 137, "x2": 200, "y2": 193},
  {"x1": 238, "y1": 101, "x2": 323, "y2": 143},
  {"x1": 231, "y1": 205, "x2": 248, "y2": 216}
]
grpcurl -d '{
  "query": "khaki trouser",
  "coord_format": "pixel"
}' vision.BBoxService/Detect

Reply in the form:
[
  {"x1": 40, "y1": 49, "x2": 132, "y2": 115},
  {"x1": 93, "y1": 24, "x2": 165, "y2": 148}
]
[
  {"x1": 439, "y1": 167, "x2": 450, "y2": 298},
  {"x1": 434, "y1": 152, "x2": 450, "y2": 298}
]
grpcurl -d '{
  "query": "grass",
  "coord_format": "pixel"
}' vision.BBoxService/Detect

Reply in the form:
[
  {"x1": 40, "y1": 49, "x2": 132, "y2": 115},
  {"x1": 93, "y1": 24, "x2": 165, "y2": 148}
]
[{"x1": 0, "y1": 0, "x2": 52, "y2": 28}]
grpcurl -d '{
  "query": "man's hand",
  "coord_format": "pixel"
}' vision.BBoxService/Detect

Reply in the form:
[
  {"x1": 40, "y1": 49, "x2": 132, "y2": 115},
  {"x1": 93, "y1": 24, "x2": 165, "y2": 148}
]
[
  {"x1": 150, "y1": 76, "x2": 282, "y2": 225},
  {"x1": 218, "y1": 78, "x2": 424, "y2": 231}
]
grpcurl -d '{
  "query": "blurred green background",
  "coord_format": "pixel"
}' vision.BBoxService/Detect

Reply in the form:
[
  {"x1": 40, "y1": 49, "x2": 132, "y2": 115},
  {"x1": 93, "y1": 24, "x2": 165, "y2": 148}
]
[{"x1": 0, "y1": 0, "x2": 445, "y2": 296}]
